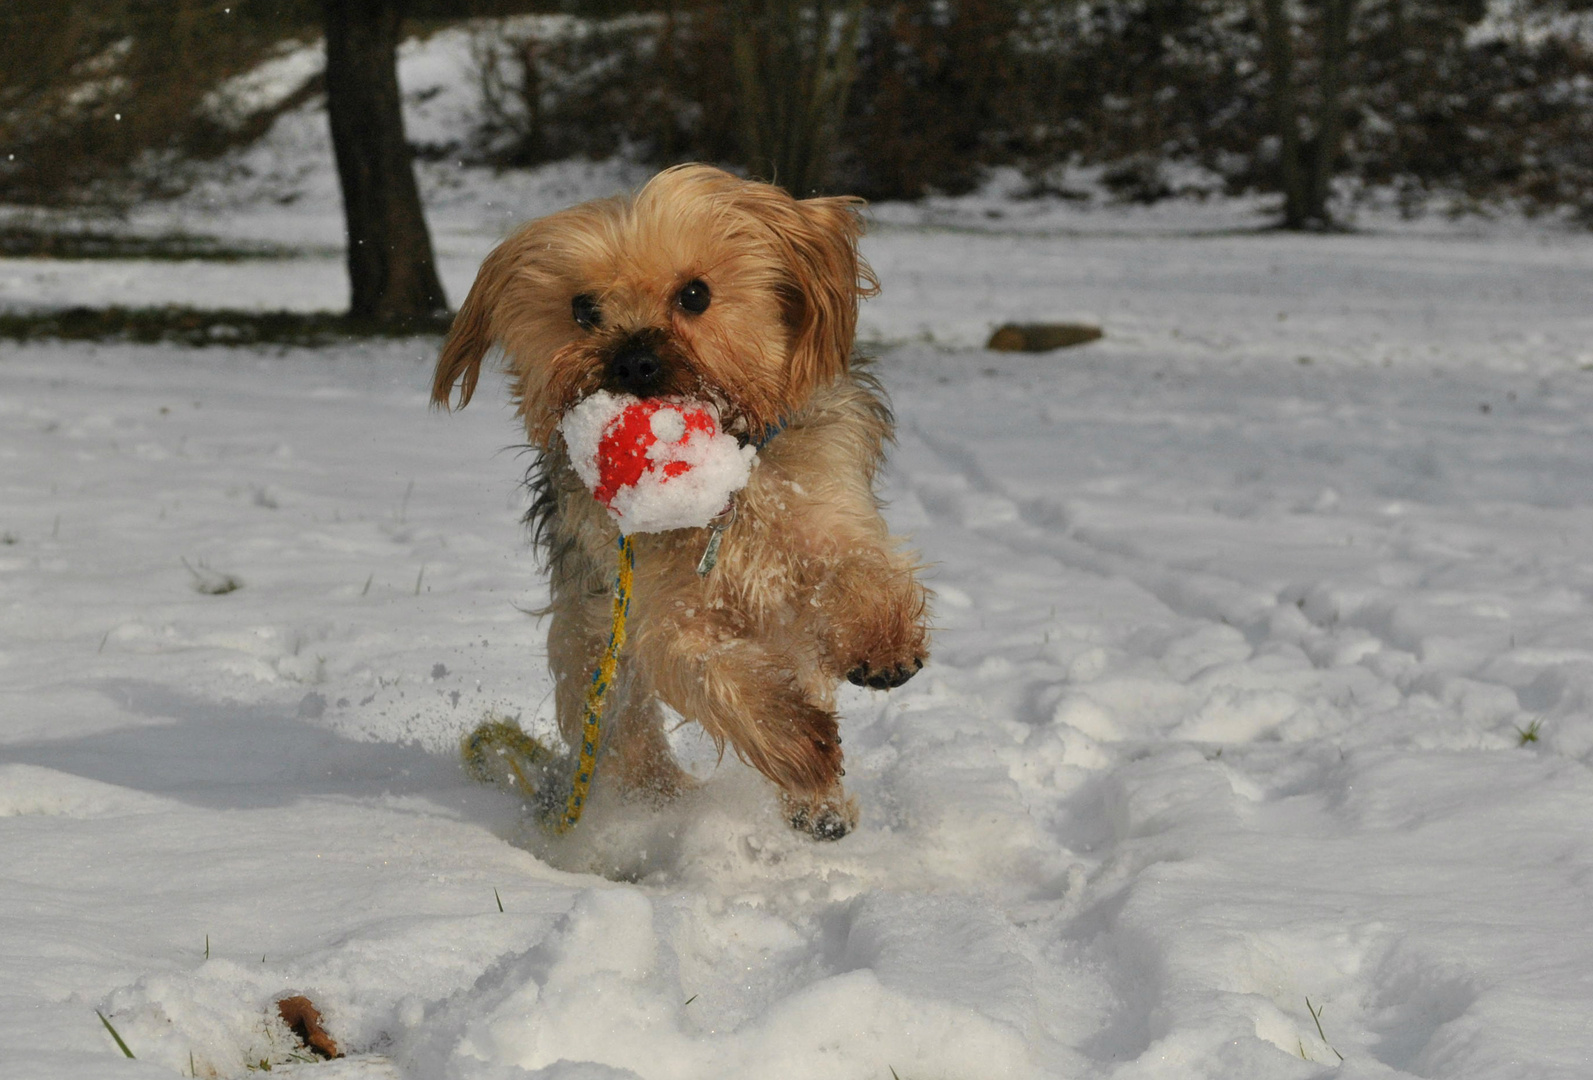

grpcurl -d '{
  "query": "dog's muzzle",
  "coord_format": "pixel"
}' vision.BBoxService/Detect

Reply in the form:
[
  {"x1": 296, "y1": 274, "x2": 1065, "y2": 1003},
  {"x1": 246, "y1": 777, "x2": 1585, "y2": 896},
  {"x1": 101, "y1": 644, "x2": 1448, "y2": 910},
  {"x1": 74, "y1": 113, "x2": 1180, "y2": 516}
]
[{"x1": 606, "y1": 336, "x2": 666, "y2": 396}]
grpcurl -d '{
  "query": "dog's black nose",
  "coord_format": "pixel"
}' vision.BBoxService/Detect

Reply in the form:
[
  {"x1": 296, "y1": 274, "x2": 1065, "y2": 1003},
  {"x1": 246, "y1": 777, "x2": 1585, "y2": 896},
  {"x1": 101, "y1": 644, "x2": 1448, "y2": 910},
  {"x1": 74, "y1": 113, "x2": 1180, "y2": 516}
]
[{"x1": 607, "y1": 342, "x2": 665, "y2": 396}]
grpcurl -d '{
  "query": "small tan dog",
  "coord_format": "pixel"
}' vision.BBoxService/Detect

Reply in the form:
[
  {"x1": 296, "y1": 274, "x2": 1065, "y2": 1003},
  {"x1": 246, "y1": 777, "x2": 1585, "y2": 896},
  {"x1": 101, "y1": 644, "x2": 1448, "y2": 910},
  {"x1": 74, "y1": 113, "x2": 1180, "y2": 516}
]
[{"x1": 433, "y1": 164, "x2": 929, "y2": 839}]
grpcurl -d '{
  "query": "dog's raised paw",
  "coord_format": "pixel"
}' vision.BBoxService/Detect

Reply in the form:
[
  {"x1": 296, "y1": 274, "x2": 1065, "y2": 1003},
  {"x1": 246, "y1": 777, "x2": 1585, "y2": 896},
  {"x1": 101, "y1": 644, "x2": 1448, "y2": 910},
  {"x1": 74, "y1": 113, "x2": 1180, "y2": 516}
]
[{"x1": 847, "y1": 656, "x2": 923, "y2": 690}]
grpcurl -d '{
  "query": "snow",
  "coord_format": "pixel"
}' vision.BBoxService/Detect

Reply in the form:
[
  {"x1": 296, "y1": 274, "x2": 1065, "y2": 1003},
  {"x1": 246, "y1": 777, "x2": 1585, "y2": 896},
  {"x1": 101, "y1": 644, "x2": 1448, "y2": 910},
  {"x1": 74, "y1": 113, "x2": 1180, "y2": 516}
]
[
  {"x1": 5, "y1": 25, "x2": 1593, "y2": 1080},
  {"x1": 9, "y1": 236, "x2": 1593, "y2": 1079},
  {"x1": 200, "y1": 39, "x2": 325, "y2": 130}
]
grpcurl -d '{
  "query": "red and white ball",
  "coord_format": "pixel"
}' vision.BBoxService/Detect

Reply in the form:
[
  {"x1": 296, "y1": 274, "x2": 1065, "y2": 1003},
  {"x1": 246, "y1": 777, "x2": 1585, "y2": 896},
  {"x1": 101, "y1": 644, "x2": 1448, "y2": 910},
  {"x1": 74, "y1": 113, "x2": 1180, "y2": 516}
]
[{"x1": 560, "y1": 391, "x2": 756, "y2": 533}]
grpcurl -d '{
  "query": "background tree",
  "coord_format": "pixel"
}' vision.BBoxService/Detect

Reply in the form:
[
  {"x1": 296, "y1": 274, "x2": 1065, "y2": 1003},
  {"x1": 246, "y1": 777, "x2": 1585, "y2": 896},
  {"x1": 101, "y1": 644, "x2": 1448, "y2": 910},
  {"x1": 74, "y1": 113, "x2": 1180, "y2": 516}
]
[
  {"x1": 1021, "y1": 0, "x2": 1259, "y2": 204},
  {"x1": 1255, "y1": 0, "x2": 1359, "y2": 228},
  {"x1": 5, "y1": 0, "x2": 1589, "y2": 237},
  {"x1": 321, "y1": 0, "x2": 447, "y2": 323},
  {"x1": 838, "y1": 0, "x2": 1027, "y2": 200}
]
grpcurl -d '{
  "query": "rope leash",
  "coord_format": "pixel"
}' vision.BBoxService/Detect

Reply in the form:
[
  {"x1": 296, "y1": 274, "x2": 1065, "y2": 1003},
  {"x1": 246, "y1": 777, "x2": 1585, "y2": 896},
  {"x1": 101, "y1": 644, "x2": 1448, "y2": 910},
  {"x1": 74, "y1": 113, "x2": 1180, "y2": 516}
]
[
  {"x1": 553, "y1": 410, "x2": 776, "y2": 827},
  {"x1": 555, "y1": 532, "x2": 634, "y2": 833}
]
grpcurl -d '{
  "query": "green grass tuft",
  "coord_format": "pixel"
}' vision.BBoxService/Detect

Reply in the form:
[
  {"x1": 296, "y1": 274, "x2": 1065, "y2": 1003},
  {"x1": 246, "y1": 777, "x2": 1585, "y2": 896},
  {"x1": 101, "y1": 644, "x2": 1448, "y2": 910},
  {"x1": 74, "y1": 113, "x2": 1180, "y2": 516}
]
[{"x1": 182, "y1": 557, "x2": 242, "y2": 596}]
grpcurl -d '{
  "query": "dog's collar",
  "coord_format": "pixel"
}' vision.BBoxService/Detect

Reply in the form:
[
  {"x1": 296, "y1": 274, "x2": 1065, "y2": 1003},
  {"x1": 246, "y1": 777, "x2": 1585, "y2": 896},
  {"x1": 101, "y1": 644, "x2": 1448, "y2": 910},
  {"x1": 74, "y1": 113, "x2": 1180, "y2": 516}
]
[{"x1": 748, "y1": 417, "x2": 788, "y2": 449}]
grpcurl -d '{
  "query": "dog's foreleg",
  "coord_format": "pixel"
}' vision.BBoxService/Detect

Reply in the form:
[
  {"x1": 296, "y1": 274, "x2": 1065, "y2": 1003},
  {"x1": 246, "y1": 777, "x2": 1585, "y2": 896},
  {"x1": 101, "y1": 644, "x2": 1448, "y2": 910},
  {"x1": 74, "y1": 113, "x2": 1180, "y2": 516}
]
[
  {"x1": 547, "y1": 598, "x2": 611, "y2": 754},
  {"x1": 815, "y1": 549, "x2": 930, "y2": 690},
  {"x1": 604, "y1": 690, "x2": 696, "y2": 799},
  {"x1": 636, "y1": 616, "x2": 854, "y2": 835}
]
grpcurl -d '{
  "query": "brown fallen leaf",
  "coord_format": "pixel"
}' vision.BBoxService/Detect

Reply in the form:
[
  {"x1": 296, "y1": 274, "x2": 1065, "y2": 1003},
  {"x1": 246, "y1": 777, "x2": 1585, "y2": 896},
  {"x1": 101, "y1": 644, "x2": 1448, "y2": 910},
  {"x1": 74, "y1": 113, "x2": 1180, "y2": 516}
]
[{"x1": 276, "y1": 995, "x2": 342, "y2": 1059}]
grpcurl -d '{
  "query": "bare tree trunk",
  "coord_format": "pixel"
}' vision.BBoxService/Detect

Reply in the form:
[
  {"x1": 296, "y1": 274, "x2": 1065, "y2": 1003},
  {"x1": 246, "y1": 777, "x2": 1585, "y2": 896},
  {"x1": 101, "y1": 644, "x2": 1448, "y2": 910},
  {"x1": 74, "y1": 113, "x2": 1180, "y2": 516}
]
[
  {"x1": 1308, "y1": 0, "x2": 1357, "y2": 224},
  {"x1": 657, "y1": 0, "x2": 680, "y2": 162},
  {"x1": 1257, "y1": 0, "x2": 1358, "y2": 229},
  {"x1": 1258, "y1": 0, "x2": 1310, "y2": 228},
  {"x1": 516, "y1": 36, "x2": 545, "y2": 163},
  {"x1": 322, "y1": 0, "x2": 447, "y2": 323}
]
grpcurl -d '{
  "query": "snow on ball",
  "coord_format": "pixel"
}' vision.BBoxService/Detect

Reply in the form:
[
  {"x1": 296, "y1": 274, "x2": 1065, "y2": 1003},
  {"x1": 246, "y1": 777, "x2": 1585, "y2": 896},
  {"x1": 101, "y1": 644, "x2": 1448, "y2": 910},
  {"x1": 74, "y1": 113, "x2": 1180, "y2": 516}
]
[{"x1": 560, "y1": 390, "x2": 757, "y2": 534}]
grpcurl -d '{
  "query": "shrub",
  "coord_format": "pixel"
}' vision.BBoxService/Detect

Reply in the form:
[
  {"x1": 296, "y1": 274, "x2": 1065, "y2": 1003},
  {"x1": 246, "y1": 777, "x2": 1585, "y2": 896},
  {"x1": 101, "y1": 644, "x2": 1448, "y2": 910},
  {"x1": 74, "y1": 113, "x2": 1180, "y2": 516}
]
[
  {"x1": 465, "y1": 0, "x2": 1032, "y2": 198},
  {"x1": 836, "y1": 0, "x2": 1029, "y2": 199}
]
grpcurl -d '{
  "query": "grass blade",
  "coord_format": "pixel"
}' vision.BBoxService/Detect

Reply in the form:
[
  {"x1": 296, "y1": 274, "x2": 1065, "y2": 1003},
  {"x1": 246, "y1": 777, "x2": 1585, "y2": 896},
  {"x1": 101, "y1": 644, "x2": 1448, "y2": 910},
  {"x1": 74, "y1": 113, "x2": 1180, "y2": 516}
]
[{"x1": 96, "y1": 1010, "x2": 135, "y2": 1058}]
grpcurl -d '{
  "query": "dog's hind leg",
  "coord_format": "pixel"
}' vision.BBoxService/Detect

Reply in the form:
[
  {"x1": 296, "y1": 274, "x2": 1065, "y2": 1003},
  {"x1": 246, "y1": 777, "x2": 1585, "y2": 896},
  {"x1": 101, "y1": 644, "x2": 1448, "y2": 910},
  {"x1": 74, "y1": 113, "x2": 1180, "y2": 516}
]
[{"x1": 604, "y1": 680, "x2": 696, "y2": 800}]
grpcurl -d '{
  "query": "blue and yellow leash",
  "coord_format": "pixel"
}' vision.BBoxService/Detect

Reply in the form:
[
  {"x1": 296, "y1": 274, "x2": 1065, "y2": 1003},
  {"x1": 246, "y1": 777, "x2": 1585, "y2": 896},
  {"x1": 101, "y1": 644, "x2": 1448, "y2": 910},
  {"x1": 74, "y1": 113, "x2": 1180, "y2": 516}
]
[
  {"x1": 555, "y1": 532, "x2": 634, "y2": 832},
  {"x1": 460, "y1": 534, "x2": 635, "y2": 832}
]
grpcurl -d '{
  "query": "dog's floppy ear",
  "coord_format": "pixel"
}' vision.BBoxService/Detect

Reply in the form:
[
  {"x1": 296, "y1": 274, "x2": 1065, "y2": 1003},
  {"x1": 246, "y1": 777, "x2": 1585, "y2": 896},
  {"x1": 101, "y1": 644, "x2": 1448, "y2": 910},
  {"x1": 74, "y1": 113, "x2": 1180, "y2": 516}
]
[
  {"x1": 433, "y1": 238, "x2": 521, "y2": 411},
  {"x1": 775, "y1": 194, "x2": 880, "y2": 393}
]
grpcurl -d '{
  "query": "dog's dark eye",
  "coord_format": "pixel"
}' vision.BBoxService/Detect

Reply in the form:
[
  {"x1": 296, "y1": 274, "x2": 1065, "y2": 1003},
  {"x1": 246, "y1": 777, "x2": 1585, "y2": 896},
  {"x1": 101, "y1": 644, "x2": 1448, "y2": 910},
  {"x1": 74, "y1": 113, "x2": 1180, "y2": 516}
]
[
  {"x1": 677, "y1": 279, "x2": 710, "y2": 315},
  {"x1": 572, "y1": 293, "x2": 602, "y2": 331}
]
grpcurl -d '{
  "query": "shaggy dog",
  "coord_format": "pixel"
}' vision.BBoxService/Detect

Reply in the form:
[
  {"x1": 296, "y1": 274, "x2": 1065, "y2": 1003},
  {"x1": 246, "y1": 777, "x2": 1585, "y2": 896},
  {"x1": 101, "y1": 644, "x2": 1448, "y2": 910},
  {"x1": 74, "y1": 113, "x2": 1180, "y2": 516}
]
[{"x1": 433, "y1": 164, "x2": 930, "y2": 839}]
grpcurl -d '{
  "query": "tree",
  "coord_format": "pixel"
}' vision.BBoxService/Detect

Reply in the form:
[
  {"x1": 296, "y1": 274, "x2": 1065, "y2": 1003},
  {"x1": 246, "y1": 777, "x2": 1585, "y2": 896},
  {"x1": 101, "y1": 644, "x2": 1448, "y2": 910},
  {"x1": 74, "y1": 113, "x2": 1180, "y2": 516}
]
[
  {"x1": 321, "y1": 0, "x2": 447, "y2": 323},
  {"x1": 1255, "y1": 0, "x2": 1360, "y2": 228}
]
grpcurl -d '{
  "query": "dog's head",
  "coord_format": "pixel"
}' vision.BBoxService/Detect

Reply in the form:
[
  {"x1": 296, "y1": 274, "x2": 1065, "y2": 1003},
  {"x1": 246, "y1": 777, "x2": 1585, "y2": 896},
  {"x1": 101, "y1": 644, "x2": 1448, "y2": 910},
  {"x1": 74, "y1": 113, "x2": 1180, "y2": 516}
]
[{"x1": 432, "y1": 164, "x2": 878, "y2": 445}]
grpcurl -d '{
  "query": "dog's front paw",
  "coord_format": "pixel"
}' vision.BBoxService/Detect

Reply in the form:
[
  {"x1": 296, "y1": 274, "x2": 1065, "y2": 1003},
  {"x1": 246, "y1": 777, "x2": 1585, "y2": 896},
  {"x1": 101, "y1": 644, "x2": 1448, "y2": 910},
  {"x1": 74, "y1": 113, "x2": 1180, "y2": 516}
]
[
  {"x1": 842, "y1": 614, "x2": 929, "y2": 690},
  {"x1": 847, "y1": 656, "x2": 924, "y2": 690},
  {"x1": 787, "y1": 791, "x2": 859, "y2": 841}
]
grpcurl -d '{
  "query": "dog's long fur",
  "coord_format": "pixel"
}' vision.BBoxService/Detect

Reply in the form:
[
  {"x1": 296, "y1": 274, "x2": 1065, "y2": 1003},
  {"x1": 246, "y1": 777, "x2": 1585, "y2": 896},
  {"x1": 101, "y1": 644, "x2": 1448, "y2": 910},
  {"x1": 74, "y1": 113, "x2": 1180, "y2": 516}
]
[{"x1": 433, "y1": 164, "x2": 930, "y2": 837}]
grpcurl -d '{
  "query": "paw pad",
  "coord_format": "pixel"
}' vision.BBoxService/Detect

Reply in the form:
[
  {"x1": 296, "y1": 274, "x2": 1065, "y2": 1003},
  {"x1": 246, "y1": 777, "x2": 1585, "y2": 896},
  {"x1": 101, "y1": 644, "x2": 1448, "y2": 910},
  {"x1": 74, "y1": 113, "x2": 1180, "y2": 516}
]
[{"x1": 847, "y1": 656, "x2": 923, "y2": 690}]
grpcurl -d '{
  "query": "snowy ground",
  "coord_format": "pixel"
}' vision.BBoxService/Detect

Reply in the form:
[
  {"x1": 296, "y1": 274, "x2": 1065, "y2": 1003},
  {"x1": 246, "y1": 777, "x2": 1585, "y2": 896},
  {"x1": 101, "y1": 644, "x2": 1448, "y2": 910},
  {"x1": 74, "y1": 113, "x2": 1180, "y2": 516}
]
[
  {"x1": 7, "y1": 25, "x2": 1593, "y2": 1080},
  {"x1": 7, "y1": 220, "x2": 1593, "y2": 1079}
]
